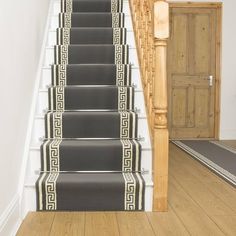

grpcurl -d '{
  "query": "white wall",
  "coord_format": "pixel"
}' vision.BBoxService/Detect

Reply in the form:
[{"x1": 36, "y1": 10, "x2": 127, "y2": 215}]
[
  {"x1": 169, "y1": 0, "x2": 236, "y2": 139},
  {"x1": 0, "y1": 0, "x2": 50, "y2": 234}
]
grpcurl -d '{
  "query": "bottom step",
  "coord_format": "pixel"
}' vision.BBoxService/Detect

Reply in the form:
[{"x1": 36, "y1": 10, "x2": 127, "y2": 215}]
[{"x1": 36, "y1": 172, "x2": 145, "y2": 211}]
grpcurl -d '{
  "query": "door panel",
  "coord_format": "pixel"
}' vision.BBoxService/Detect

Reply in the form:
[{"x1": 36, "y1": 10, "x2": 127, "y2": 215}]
[
  {"x1": 168, "y1": 6, "x2": 219, "y2": 139},
  {"x1": 172, "y1": 88, "x2": 187, "y2": 127}
]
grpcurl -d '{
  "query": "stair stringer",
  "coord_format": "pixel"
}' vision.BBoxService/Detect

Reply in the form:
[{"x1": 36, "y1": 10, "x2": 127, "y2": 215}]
[{"x1": 21, "y1": 0, "x2": 153, "y2": 217}]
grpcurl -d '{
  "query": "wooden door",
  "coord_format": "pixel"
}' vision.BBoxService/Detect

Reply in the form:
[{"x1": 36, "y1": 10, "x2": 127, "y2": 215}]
[{"x1": 168, "y1": 4, "x2": 221, "y2": 139}]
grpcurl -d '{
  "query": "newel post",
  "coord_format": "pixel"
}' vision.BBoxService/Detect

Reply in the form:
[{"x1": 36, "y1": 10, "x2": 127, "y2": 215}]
[{"x1": 152, "y1": 0, "x2": 169, "y2": 211}]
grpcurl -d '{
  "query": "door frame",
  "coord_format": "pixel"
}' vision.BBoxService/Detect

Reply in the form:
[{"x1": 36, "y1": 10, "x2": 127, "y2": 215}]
[{"x1": 168, "y1": 2, "x2": 222, "y2": 139}]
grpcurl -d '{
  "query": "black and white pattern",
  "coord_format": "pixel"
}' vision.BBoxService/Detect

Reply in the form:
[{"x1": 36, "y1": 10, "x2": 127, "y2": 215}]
[
  {"x1": 115, "y1": 45, "x2": 128, "y2": 64},
  {"x1": 59, "y1": 13, "x2": 71, "y2": 28},
  {"x1": 52, "y1": 64, "x2": 67, "y2": 86},
  {"x1": 45, "y1": 173, "x2": 59, "y2": 210},
  {"x1": 112, "y1": 13, "x2": 124, "y2": 28},
  {"x1": 36, "y1": 0, "x2": 145, "y2": 211},
  {"x1": 61, "y1": 0, "x2": 123, "y2": 13},
  {"x1": 51, "y1": 64, "x2": 131, "y2": 86},
  {"x1": 113, "y1": 28, "x2": 126, "y2": 44},
  {"x1": 57, "y1": 28, "x2": 70, "y2": 45},
  {"x1": 57, "y1": 28, "x2": 126, "y2": 45},
  {"x1": 49, "y1": 86, "x2": 133, "y2": 111},
  {"x1": 120, "y1": 111, "x2": 137, "y2": 139},
  {"x1": 41, "y1": 139, "x2": 141, "y2": 172},
  {"x1": 61, "y1": 0, "x2": 72, "y2": 13},
  {"x1": 54, "y1": 45, "x2": 68, "y2": 65},
  {"x1": 118, "y1": 87, "x2": 128, "y2": 110},
  {"x1": 49, "y1": 140, "x2": 61, "y2": 171},
  {"x1": 123, "y1": 173, "x2": 136, "y2": 210},
  {"x1": 121, "y1": 140, "x2": 133, "y2": 171},
  {"x1": 46, "y1": 112, "x2": 63, "y2": 138},
  {"x1": 59, "y1": 13, "x2": 124, "y2": 28},
  {"x1": 116, "y1": 64, "x2": 131, "y2": 86}
]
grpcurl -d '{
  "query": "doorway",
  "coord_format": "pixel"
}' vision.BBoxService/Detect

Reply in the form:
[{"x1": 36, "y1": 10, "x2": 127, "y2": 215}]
[{"x1": 168, "y1": 3, "x2": 222, "y2": 139}]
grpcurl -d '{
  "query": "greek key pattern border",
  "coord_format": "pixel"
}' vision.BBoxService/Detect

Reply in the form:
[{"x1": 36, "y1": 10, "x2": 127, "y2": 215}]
[
  {"x1": 120, "y1": 112, "x2": 130, "y2": 139},
  {"x1": 45, "y1": 173, "x2": 59, "y2": 210},
  {"x1": 112, "y1": 13, "x2": 124, "y2": 28},
  {"x1": 116, "y1": 64, "x2": 125, "y2": 86},
  {"x1": 53, "y1": 112, "x2": 63, "y2": 138},
  {"x1": 121, "y1": 140, "x2": 133, "y2": 171},
  {"x1": 57, "y1": 28, "x2": 70, "y2": 45},
  {"x1": 61, "y1": 0, "x2": 72, "y2": 13},
  {"x1": 123, "y1": 173, "x2": 136, "y2": 210},
  {"x1": 55, "y1": 87, "x2": 65, "y2": 111},
  {"x1": 49, "y1": 140, "x2": 62, "y2": 172},
  {"x1": 118, "y1": 87, "x2": 128, "y2": 110},
  {"x1": 59, "y1": 13, "x2": 71, "y2": 28},
  {"x1": 54, "y1": 64, "x2": 67, "y2": 86}
]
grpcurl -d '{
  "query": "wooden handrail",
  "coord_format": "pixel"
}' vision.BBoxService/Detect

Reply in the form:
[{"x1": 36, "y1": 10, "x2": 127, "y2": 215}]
[{"x1": 129, "y1": 0, "x2": 169, "y2": 211}]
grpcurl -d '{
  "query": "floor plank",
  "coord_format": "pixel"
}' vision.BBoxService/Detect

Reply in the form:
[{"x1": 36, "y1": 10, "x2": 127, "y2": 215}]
[
  {"x1": 212, "y1": 215, "x2": 236, "y2": 235},
  {"x1": 170, "y1": 143, "x2": 236, "y2": 212},
  {"x1": 16, "y1": 212, "x2": 55, "y2": 236},
  {"x1": 168, "y1": 176, "x2": 224, "y2": 236},
  {"x1": 220, "y1": 140, "x2": 236, "y2": 150},
  {"x1": 170, "y1": 143, "x2": 236, "y2": 235},
  {"x1": 147, "y1": 206, "x2": 190, "y2": 236},
  {"x1": 49, "y1": 212, "x2": 85, "y2": 236},
  {"x1": 85, "y1": 212, "x2": 119, "y2": 236},
  {"x1": 170, "y1": 149, "x2": 235, "y2": 216},
  {"x1": 116, "y1": 212, "x2": 155, "y2": 236}
]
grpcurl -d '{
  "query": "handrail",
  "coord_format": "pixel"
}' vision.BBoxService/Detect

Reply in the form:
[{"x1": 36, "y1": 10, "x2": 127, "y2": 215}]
[{"x1": 129, "y1": 0, "x2": 169, "y2": 211}]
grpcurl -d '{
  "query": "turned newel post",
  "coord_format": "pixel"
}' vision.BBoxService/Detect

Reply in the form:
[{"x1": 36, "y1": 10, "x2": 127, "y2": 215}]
[{"x1": 152, "y1": 0, "x2": 169, "y2": 211}]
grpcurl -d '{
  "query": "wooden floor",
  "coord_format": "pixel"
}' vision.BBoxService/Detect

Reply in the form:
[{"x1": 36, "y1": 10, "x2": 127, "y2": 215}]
[
  {"x1": 17, "y1": 143, "x2": 236, "y2": 236},
  {"x1": 220, "y1": 140, "x2": 236, "y2": 150}
]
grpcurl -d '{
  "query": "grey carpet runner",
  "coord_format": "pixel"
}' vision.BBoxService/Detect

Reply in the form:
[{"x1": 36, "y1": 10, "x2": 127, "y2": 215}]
[
  {"x1": 173, "y1": 140, "x2": 236, "y2": 186},
  {"x1": 36, "y1": 0, "x2": 145, "y2": 211}
]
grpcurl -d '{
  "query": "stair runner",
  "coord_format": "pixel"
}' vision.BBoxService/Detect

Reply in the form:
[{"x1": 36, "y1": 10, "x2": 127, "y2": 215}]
[{"x1": 36, "y1": 0, "x2": 145, "y2": 211}]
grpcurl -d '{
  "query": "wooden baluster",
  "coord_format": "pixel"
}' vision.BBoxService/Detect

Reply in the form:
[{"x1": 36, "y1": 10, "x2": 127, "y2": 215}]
[
  {"x1": 147, "y1": 7, "x2": 153, "y2": 122},
  {"x1": 152, "y1": 0, "x2": 169, "y2": 211}
]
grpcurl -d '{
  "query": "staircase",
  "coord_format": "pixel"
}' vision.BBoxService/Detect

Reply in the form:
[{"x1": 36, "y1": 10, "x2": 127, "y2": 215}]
[{"x1": 21, "y1": 0, "x2": 153, "y2": 214}]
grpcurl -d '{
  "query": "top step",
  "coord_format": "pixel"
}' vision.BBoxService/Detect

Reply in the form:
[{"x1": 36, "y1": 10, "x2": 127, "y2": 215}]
[{"x1": 61, "y1": 0, "x2": 123, "y2": 13}]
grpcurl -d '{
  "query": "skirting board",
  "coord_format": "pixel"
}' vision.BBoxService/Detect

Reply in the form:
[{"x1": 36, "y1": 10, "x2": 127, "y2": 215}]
[{"x1": 0, "y1": 195, "x2": 22, "y2": 236}]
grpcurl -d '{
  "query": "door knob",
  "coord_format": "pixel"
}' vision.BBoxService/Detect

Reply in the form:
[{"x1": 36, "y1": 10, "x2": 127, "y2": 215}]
[{"x1": 208, "y1": 75, "x2": 214, "y2": 87}]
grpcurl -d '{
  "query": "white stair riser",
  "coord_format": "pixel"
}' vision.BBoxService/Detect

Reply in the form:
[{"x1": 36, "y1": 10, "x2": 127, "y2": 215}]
[
  {"x1": 47, "y1": 30, "x2": 136, "y2": 49},
  {"x1": 40, "y1": 67, "x2": 142, "y2": 90}
]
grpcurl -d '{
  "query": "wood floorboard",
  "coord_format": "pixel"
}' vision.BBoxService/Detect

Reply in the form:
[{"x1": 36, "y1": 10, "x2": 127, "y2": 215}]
[
  {"x1": 147, "y1": 206, "x2": 190, "y2": 236},
  {"x1": 17, "y1": 143, "x2": 236, "y2": 236},
  {"x1": 49, "y1": 212, "x2": 85, "y2": 236},
  {"x1": 212, "y1": 215, "x2": 236, "y2": 235},
  {"x1": 116, "y1": 212, "x2": 155, "y2": 236},
  {"x1": 171, "y1": 143, "x2": 236, "y2": 212},
  {"x1": 16, "y1": 212, "x2": 55, "y2": 236},
  {"x1": 85, "y1": 212, "x2": 119, "y2": 236},
  {"x1": 168, "y1": 176, "x2": 224, "y2": 236},
  {"x1": 170, "y1": 146, "x2": 235, "y2": 216},
  {"x1": 220, "y1": 140, "x2": 236, "y2": 150}
]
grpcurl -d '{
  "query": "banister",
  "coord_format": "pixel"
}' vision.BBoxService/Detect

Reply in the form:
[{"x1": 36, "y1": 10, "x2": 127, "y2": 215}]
[{"x1": 129, "y1": 0, "x2": 169, "y2": 211}]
